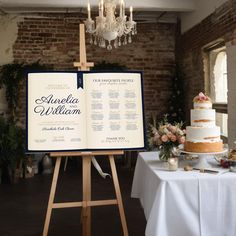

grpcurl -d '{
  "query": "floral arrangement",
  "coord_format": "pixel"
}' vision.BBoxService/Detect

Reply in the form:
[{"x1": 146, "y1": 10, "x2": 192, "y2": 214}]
[
  {"x1": 149, "y1": 116, "x2": 186, "y2": 161},
  {"x1": 193, "y1": 92, "x2": 211, "y2": 103}
]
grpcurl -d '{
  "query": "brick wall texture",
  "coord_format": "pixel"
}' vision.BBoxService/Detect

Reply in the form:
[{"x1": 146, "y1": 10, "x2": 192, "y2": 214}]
[
  {"x1": 12, "y1": 0, "x2": 236, "y2": 128},
  {"x1": 178, "y1": 0, "x2": 236, "y2": 122},
  {"x1": 13, "y1": 13, "x2": 176, "y2": 127}
]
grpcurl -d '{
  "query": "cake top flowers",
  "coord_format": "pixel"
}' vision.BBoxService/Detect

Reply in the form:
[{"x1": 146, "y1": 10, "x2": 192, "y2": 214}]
[{"x1": 193, "y1": 92, "x2": 212, "y2": 103}]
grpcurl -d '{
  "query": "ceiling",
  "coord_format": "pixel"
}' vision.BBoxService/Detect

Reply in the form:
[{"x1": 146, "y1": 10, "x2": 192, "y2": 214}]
[
  {"x1": 0, "y1": 0, "x2": 196, "y2": 23},
  {"x1": 0, "y1": 0, "x2": 195, "y2": 12}
]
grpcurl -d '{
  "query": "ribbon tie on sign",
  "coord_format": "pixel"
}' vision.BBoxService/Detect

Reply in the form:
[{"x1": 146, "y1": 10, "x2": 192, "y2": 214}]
[
  {"x1": 91, "y1": 157, "x2": 111, "y2": 179},
  {"x1": 77, "y1": 72, "x2": 84, "y2": 89}
]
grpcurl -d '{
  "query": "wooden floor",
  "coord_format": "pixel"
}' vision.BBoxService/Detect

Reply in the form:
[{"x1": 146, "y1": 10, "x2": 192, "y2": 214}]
[{"x1": 0, "y1": 158, "x2": 146, "y2": 236}]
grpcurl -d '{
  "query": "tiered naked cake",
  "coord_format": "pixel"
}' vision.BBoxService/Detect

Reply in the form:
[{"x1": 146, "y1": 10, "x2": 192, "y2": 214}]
[{"x1": 184, "y1": 92, "x2": 223, "y2": 153}]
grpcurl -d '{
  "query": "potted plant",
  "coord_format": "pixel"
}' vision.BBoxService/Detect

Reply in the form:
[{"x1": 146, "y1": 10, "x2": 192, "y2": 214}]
[
  {"x1": 0, "y1": 117, "x2": 25, "y2": 183},
  {"x1": 0, "y1": 62, "x2": 46, "y2": 183}
]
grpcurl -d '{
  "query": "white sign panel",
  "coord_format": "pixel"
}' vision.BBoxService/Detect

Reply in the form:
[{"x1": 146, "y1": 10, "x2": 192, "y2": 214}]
[{"x1": 27, "y1": 72, "x2": 145, "y2": 152}]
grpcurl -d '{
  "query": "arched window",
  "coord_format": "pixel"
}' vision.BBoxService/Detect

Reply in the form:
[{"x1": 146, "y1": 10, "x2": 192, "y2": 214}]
[
  {"x1": 204, "y1": 44, "x2": 228, "y2": 139},
  {"x1": 212, "y1": 51, "x2": 227, "y2": 103}
]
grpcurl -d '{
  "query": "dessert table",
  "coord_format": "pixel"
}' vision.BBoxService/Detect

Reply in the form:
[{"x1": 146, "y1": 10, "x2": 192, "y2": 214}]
[{"x1": 131, "y1": 151, "x2": 236, "y2": 236}]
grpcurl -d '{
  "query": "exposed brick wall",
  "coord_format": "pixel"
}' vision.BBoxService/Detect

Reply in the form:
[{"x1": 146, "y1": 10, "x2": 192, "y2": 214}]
[
  {"x1": 178, "y1": 0, "x2": 236, "y2": 123},
  {"x1": 13, "y1": 13, "x2": 176, "y2": 127}
]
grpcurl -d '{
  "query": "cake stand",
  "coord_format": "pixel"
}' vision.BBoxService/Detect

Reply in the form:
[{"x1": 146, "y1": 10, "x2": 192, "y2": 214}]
[{"x1": 180, "y1": 148, "x2": 228, "y2": 169}]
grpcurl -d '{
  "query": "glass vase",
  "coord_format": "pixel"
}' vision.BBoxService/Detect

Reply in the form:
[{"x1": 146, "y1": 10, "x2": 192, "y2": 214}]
[{"x1": 159, "y1": 145, "x2": 174, "y2": 161}]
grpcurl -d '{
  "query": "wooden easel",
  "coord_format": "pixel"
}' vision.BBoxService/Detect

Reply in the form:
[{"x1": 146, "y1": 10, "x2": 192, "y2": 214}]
[{"x1": 42, "y1": 24, "x2": 129, "y2": 236}]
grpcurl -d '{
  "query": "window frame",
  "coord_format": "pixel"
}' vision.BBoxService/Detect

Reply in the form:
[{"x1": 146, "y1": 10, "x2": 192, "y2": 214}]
[{"x1": 202, "y1": 40, "x2": 228, "y2": 141}]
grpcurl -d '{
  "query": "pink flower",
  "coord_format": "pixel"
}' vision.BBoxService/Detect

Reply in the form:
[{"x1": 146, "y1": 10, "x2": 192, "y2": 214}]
[
  {"x1": 170, "y1": 135, "x2": 177, "y2": 142},
  {"x1": 179, "y1": 136, "x2": 185, "y2": 144},
  {"x1": 161, "y1": 135, "x2": 168, "y2": 143},
  {"x1": 167, "y1": 132, "x2": 172, "y2": 138},
  {"x1": 168, "y1": 125, "x2": 177, "y2": 133},
  {"x1": 198, "y1": 92, "x2": 207, "y2": 101}
]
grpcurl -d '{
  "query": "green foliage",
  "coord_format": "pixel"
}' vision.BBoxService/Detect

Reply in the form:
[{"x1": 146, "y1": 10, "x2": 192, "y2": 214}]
[
  {"x1": 0, "y1": 62, "x2": 46, "y2": 121},
  {"x1": 92, "y1": 61, "x2": 126, "y2": 71},
  {"x1": 0, "y1": 62, "x2": 46, "y2": 179},
  {"x1": 0, "y1": 117, "x2": 25, "y2": 171}
]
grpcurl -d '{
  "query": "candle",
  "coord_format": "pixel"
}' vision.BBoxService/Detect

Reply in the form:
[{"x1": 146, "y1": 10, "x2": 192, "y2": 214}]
[
  {"x1": 87, "y1": 2, "x2": 91, "y2": 19},
  {"x1": 98, "y1": 2, "x2": 101, "y2": 17},
  {"x1": 101, "y1": 0, "x2": 104, "y2": 17},
  {"x1": 130, "y1": 6, "x2": 133, "y2": 21},
  {"x1": 119, "y1": 0, "x2": 123, "y2": 17},
  {"x1": 122, "y1": 0, "x2": 125, "y2": 16},
  {"x1": 168, "y1": 157, "x2": 178, "y2": 171}
]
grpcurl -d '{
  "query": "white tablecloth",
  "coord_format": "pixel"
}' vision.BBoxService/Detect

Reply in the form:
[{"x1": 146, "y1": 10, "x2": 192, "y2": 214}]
[{"x1": 131, "y1": 151, "x2": 236, "y2": 236}]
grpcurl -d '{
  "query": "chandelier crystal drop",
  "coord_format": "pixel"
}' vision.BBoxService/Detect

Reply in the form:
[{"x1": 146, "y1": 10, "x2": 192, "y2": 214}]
[{"x1": 84, "y1": 0, "x2": 137, "y2": 50}]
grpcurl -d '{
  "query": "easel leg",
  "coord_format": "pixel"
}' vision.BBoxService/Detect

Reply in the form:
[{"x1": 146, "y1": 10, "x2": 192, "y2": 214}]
[
  {"x1": 109, "y1": 155, "x2": 129, "y2": 236},
  {"x1": 82, "y1": 156, "x2": 91, "y2": 236},
  {"x1": 42, "y1": 157, "x2": 62, "y2": 236}
]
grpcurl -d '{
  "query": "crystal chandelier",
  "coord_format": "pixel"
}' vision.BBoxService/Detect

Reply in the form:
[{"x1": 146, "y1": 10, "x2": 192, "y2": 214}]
[{"x1": 84, "y1": 0, "x2": 137, "y2": 50}]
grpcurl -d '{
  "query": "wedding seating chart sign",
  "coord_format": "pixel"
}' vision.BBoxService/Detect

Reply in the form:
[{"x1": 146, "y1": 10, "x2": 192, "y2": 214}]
[{"x1": 27, "y1": 72, "x2": 145, "y2": 152}]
